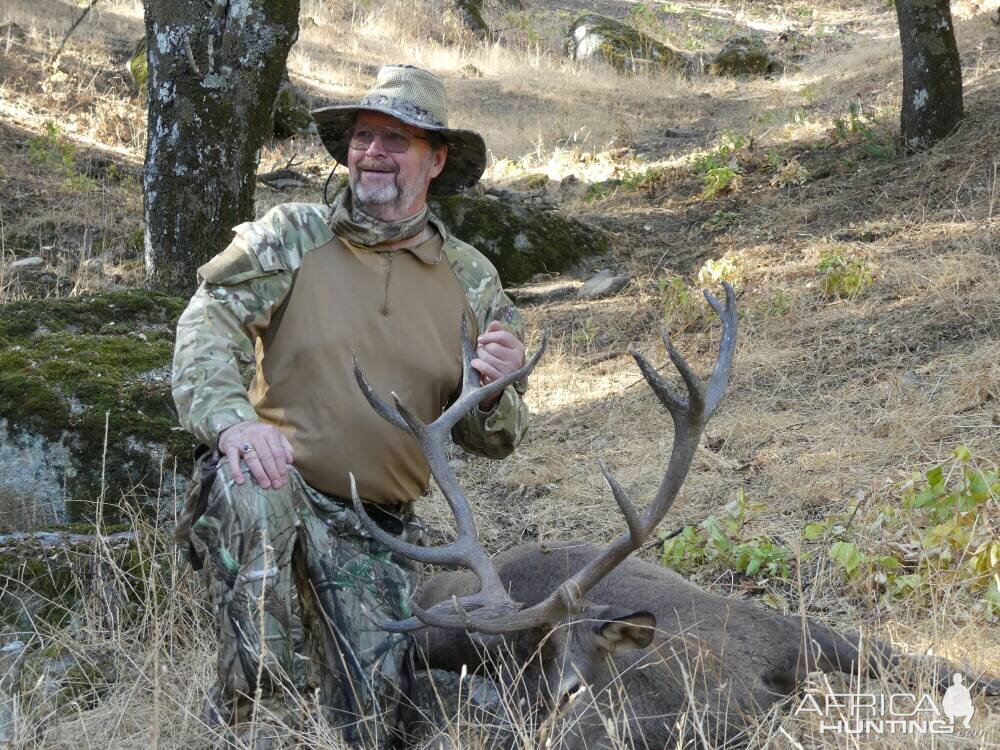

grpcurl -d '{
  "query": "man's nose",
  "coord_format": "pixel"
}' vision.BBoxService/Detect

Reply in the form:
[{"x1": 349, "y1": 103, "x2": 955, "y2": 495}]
[{"x1": 364, "y1": 133, "x2": 389, "y2": 157}]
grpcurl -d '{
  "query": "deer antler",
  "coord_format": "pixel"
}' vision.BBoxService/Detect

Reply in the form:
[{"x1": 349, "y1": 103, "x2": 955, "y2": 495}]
[{"x1": 352, "y1": 282, "x2": 736, "y2": 633}]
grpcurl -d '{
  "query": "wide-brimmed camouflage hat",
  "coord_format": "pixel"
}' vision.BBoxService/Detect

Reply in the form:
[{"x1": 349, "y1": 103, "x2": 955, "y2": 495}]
[{"x1": 312, "y1": 65, "x2": 487, "y2": 196}]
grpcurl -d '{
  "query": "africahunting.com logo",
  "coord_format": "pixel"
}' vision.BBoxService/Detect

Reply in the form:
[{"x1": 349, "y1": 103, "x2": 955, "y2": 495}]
[{"x1": 794, "y1": 673, "x2": 978, "y2": 735}]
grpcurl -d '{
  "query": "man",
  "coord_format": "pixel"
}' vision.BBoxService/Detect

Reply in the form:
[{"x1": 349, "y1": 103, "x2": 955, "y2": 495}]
[{"x1": 172, "y1": 64, "x2": 529, "y2": 746}]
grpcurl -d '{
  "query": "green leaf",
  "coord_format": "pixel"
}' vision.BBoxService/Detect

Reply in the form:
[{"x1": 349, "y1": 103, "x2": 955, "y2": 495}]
[
  {"x1": 746, "y1": 556, "x2": 762, "y2": 576},
  {"x1": 803, "y1": 522, "x2": 827, "y2": 540},
  {"x1": 953, "y1": 445, "x2": 972, "y2": 462},
  {"x1": 830, "y1": 541, "x2": 864, "y2": 574}
]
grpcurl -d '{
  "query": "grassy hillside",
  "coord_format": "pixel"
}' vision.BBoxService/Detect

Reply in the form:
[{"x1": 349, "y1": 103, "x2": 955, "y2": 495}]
[{"x1": 0, "y1": 0, "x2": 997, "y2": 746}]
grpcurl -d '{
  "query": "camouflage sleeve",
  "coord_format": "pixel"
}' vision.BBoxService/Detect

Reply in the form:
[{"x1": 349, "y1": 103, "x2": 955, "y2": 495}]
[
  {"x1": 171, "y1": 238, "x2": 291, "y2": 448},
  {"x1": 450, "y1": 287, "x2": 530, "y2": 460}
]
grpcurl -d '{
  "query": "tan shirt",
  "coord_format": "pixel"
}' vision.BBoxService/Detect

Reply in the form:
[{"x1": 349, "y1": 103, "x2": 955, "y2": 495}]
[{"x1": 247, "y1": 231, "x2": 475, "y2": 504}]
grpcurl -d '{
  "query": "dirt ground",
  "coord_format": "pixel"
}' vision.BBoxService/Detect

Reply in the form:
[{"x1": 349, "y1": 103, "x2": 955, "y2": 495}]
[{"x1": 1, "y1": 0, "x2": 998, "y2": 746}]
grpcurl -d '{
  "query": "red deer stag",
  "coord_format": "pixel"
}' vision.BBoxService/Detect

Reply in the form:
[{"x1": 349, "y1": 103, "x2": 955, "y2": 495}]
[{"x1": 350, "y1": 283, "x2": 999, "y2": 748}]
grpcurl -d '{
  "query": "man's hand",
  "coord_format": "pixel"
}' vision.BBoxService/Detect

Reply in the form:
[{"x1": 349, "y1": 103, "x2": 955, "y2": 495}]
[
  {"x1": 472, "y1": 320, "x2": 526, "y2": 411},
  {"x1": 218, "y1": 421, "x2": 295, "y2": 489}
]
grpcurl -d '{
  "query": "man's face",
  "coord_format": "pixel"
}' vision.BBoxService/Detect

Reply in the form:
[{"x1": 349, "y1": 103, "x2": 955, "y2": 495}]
[{"x1": 347, "y1": 111, "x2": 447, "y2": 220}]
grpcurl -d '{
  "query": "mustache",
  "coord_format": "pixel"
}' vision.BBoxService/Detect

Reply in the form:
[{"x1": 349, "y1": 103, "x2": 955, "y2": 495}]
[{"x1": 357, "y1": 158, "x2": 396, "y2": 173}]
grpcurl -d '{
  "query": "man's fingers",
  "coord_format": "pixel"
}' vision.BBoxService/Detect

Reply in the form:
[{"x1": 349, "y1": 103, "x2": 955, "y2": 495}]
[
  {"x1": 476, "y1": 348, "x2": 508, "y2": 374},
  {"x1": 471, "y1": 357, "x2": 503, "y2": 383},
  {"x1": 241, "y1": 450, "x2": 272, "y2": 489},
  {"x1": 264, "y1": 434, "x2": 290, "y2": 486},
  {"x1": 477, "y1": 330, "x2": 518, "y2": 347},
  {"x1": 226, "y1": 448, "x2": 245, "y2": 485},
  {"x1": 280, "y1": 434, "x2": 295, "y2": 465}
]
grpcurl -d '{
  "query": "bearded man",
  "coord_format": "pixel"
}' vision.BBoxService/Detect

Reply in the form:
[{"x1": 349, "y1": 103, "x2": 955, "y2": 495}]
[{"x1": 171, "y1": 65, "x2": 529, "y2": 746}]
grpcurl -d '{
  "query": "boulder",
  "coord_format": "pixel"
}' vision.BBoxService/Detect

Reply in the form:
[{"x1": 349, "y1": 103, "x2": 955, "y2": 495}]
[
  {"x1": 127, "y1": 37, "x2": 146, "y2": 95},
  {"x1": 0, "y1": 530, "x2": 141, "y2": 632},
  {"x1": 564, "y1": 14, "x2": 690, "y2": 74},
  {"x1": 430, "y1": 193, "x2": 609, "y2": 284},
  {"x1": 0, "y1": 291, "x2": 193, "y2": 528},
  {"x1": 272, "y1": 71, "x2": 315, "y2": 139},
  {"x1": 576, "y1": 269, "x2": 630, "y2": 299},
  {"x1": 454, "y1": 0, "x2": 489, "y2": 39},
  {"x1": 709, "y1": 36, "x2": 779, "y2": 77}
]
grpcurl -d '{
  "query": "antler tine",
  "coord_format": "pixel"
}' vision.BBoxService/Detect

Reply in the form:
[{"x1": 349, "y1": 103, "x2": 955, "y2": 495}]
[
  {"x1": 630, "y1": 348, "x2": 687, "y2": 416},
  {"x1": 347, "y1": 474, "x2": 471, "y2": 567},
  {"x1": 702, "y1": 281, "x2": 738, "y2": 419},
  {"x1": 661, "y1": 332, "x2": 706, "y2": 416},
  {"x1": 433, "y1": 332, "x2": 548, "y2": 438},
  {"x1": 459, "y1": 315, "x2": 481, "y2": 393},
  {"x1": 353, "y1": 353, "x2": 407, "y2": 431},
  {"x1": 599, "y1": 462, "x2": 642, "y2": 545}
]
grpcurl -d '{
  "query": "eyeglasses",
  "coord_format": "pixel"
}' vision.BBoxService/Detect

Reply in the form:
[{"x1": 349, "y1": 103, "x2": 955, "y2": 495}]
[{"x1": 348, "y1": 127, "x2": 429, "y2": 153}]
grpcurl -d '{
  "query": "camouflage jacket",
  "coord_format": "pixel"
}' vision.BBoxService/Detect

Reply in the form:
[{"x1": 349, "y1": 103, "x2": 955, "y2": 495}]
[{"x1": 172, "y1": 202, "x2": 529, "y2": 464}]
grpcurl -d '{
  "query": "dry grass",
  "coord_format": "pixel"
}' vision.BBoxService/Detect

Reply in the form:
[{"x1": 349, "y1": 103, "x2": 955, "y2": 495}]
[{"x1": 1, "y1": 0, "x2": 999, "y2": 745}]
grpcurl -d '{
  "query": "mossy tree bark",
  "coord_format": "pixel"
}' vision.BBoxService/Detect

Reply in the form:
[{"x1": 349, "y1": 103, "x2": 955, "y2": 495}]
[
  {"x1": 894, "y1": 0, "x2": 962, "y2": 150},
  {"x1": 142, "y1": 0, "x2": 300, "y2": 294}
]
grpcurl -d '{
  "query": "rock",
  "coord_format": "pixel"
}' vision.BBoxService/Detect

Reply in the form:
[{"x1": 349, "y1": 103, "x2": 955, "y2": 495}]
[
  {"x1": 272, "y1": 71, "x2": 315, "y2": 139},
  {"x1": 0, "y1": 291, "x2": 194, "y2": 528},
  {"x1": 429, "y1": 193, "x2": 609, "y2": 284},
  {"x1": 0, "y1": 530, "x2": 143, "y2": 632},
  {"x1": 0, "y1": 23, "x2": 26, "y2": 41},
  {"x1": 0, "y1": 640, "x2": 26, "y2": 744},
  {"x1": 577, "y1": 269, "x2": 630, "y2": 299},
  {"x1": 15, "y1": 646, "x2": 121, "y2": 716},
  {"x1": 709, "y1": 36, "x2": 779, "y2": 77},
  {"x1": 455, "y1": 0, "x2": 489, "y2": 38},
  {"x1": 8, "y1": 256, "x2": 45, "y2": 275},
  {"x1": 507, "y1": 279, "x2": 580, "y2": 304},
  {"x1": 127, "y1": 37, "x2": 146, "y2": 95},
  {"x1": 502, "y1": 173, "x2": 549, "y2": 192},
  {"x1": 565, "y1": 14, "x2": 690, "y2": 75}
]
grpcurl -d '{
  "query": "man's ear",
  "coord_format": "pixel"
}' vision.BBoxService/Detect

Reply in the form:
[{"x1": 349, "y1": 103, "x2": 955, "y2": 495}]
[
  {"x1": 426, "y1": 142, "x2": 448, "y2": 181},
  {"x1": 586, "y1": 605, "x2": 657, "y2": 653}
]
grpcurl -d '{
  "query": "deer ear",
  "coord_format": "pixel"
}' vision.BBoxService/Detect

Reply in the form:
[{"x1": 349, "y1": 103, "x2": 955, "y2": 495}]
[{"x1": 588, "y1": 606, "x2": 656, "y2": 652}]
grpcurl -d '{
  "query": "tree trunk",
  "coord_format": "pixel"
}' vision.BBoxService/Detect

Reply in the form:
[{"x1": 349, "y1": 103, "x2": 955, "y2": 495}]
[
  {"x1": 895, "y1": 0, "x2": 963, "y2": 150},
  {"x1": 142, "y1": 0, "x2": 300, "y2": 294}
]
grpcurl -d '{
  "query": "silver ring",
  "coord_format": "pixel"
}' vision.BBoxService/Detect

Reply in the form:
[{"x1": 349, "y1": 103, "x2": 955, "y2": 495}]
[{"x1": 241, "y1": 442, "x2": 255, "y2": 454}]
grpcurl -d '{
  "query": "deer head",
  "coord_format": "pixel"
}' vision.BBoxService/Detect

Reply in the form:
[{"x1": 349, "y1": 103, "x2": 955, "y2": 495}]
[{"x1": 349, "y1": 282, "x2": 737, "y2": 635}]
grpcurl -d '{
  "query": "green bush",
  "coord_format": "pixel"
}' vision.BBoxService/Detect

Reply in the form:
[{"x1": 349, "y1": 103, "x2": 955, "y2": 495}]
[{"x1": 816, "y1": 249, "x2": 873, "y2": 299}]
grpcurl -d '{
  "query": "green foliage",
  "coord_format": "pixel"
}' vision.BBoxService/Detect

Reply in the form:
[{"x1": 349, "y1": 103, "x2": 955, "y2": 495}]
[
  {"x1": 690, "y1": 133, "x2": 747, "y2": 200},
  {"x1": 700, "y1": 210, "x2": 740, "y2": 232},
  {"x1": 815, "y1": 447, "x2": 999, "y2": 619},
  {"x1": 816, "y1": 249, "x2": 873, "y2": 299},
  {"x1": 660, "y1": 491, "x2": 792, "y2": 579},
  {"x1": 831, "y1": 101, "x2": 896, "y2": 161},
  {"x1": 757, "y1": 290, "x2": 791, "y2": 318},
  {"x1": 697, "y1": 252, "x2": 745, "y2": 289},
  {"x1": 28, "y1": 121, "x2": 97, "y2": 191},
  {"x1": 657, "y1": 274, "x2": 699, "y2": 329},
  {"x1": 574, "y1": 315, "x2": 599, "y2": 346}
]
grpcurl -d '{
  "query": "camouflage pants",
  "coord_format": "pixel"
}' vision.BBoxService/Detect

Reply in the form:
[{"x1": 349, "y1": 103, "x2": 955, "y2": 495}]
[{"x1": 183, "y1": 455, "x2": 422, "y2": 747}]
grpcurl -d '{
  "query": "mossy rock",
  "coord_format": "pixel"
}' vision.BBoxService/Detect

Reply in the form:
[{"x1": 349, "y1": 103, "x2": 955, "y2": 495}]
[
  {"x1": 709, "y1": 36, "x2": 778, "y2": 77},
  {"x1": 430, "y1": 193, "x2": 609, "y2": 284},
  {"x1": 565, "y1": 14, "x2": 690, "y2": 75},
  {"x1": 455, "y1": 0, "x2": 489, "y2": 38},
  {"x1": 272, "y1": 72, "x2": 315, "y2": 139},
  {"x1": 127, "y1": 37, "x2": 147, "y2": 95},
  {"x1": 0, "y1": 290, "x2": 194, "y2": 527}
]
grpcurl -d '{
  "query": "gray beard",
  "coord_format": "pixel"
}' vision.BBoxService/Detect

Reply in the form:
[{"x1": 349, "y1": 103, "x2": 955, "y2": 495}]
[{"x1": 351, "y1": 170, "x2": 425, "y2": 220}]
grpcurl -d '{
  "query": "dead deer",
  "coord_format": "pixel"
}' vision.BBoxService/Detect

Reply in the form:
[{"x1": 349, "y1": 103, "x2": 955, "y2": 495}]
[{"x1": 349, "y1": 283, "x2": 999, "y2": 748}]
